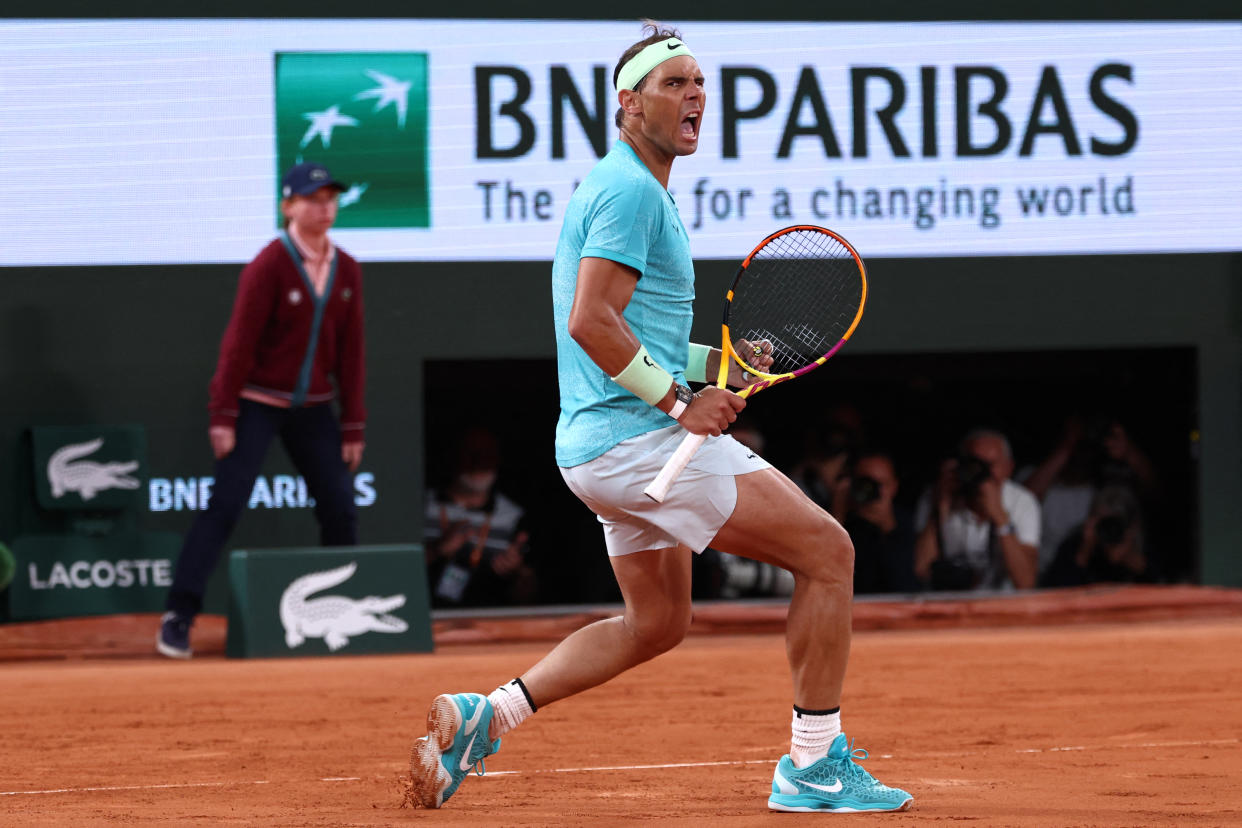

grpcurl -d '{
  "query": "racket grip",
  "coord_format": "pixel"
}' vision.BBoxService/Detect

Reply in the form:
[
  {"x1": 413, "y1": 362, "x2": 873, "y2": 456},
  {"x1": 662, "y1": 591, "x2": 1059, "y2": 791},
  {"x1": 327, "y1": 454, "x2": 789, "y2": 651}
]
[{"x1": 644, "y1": 431, "x2": 709, "y2": 502}]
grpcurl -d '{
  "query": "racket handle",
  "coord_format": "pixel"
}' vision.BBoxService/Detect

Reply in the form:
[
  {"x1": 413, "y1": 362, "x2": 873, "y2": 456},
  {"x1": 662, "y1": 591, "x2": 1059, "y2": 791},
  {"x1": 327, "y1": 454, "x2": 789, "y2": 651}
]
[{"x1": 644, "y1": 431, "x2": 709, "y2": 503}]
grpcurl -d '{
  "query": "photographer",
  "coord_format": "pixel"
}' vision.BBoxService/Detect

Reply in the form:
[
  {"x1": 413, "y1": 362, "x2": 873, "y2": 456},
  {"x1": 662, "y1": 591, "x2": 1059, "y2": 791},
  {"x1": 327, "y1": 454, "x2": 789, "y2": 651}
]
[
  {"x1": 789, "y1": 428, "x2": 854, "y2": 520},
  {"x1": 424, "y1": 427, "x2": 537, "y2": 608},
  {"x1": 914, "y1": 429, "x2": 1040, "y2": 591},
  {"x1": 1022, "y1": 413, "x2": 1157, "y2": 578},
  {"x1": 1041, "y1": 485, "x2": 1149, "y2": 587},
  {"x1": 842, "y1": 452, "x2": 919, "y2": 594}
]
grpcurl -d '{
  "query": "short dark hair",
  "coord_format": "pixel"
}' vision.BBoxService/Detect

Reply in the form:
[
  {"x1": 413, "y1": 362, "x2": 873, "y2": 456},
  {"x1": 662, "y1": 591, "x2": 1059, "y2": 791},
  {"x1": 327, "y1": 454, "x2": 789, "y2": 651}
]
[{"x1": 613, "y1": 20, "x2": 683, "y2": 129}]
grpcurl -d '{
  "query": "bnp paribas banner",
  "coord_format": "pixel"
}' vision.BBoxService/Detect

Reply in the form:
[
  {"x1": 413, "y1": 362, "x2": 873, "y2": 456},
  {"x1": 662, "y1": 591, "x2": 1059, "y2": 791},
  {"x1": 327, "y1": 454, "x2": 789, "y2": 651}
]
[{"x1": 0, "y1": 20, "x2": 1239, "y2": 264}]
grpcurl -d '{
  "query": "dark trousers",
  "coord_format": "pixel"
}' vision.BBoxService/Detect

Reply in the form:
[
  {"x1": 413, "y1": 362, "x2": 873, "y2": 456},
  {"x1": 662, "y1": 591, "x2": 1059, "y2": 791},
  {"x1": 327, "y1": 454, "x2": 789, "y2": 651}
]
[{"x1": 166, "y1": 399, "x2": 358, "y2": 616}]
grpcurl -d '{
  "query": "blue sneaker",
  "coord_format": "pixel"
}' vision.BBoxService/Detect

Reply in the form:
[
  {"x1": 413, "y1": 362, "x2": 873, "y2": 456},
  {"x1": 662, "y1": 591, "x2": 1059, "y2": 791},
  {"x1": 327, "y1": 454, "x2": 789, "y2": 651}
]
[
  {"x1": 768, "y1": 733, "x2": 913, "y2": 813},
  {"x1": 156, "y1": 612, "x2": 192, "y2": 659},
  {"x1": 406, "y1": 693, "x2": 501, "y2": 808}
]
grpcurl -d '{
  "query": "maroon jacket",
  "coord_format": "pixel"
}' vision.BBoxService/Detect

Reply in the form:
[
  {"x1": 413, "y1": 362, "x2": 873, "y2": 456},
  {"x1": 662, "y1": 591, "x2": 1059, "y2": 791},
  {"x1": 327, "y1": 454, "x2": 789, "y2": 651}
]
[{"x1": 207, "y1": 236, "x2": 366, "y2": 443}]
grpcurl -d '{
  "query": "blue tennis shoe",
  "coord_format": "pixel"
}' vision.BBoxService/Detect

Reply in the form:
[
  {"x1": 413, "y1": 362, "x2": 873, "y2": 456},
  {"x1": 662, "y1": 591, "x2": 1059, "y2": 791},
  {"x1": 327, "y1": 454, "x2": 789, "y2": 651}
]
[
  {"x1": 406, "y1": 693, "x2": 501, "y2": 808},
  {"x1": 768, "y1": 733, "x2": 913, "y2": 813}
]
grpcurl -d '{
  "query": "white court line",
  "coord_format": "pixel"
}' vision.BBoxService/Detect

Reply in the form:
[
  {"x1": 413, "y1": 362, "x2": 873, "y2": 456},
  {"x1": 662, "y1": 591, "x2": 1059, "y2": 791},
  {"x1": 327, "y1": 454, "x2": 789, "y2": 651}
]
[
  {"x1": 485, "y1": 759, "x2": 776, "y2": 777},
  {"x1": 481, "y1": 737, "x2": 1241, "y2": 779},
  {"x1": 2, "y1": 737, "x2": 1236, "y2": 796},
  {"x1": 1, "y1": 780, "x2": 270, "y2": 796},
  {"x1": 1015, "y1": 737, "x2": 1240, "y2": 755}
]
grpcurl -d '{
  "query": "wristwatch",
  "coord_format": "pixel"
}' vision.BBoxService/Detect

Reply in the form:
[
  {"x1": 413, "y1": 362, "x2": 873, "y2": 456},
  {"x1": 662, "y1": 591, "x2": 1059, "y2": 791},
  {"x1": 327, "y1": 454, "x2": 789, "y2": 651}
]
[
  {"x1": 995, "y1": 522, "x2": 1016, "y2": 537},
  {"x1": 668, "y1": 384, "x2": 694, "y2": 420}
]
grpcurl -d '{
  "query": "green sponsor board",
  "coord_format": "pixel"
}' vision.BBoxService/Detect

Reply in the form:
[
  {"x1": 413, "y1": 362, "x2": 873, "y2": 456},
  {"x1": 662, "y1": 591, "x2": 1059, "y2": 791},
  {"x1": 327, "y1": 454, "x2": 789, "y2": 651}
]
[
  {"x1": 227, "y1": 545, "x2": 433, "y2": 658},
  {"x1": 275, "y1": 52, "x2": 430, "y2": 229},
  {"x1": 8, "y1": 532, "x2": 181, "y2": 620},
  {"x1": 31, "y1": 425, "x2": 145, "y2": 511}
]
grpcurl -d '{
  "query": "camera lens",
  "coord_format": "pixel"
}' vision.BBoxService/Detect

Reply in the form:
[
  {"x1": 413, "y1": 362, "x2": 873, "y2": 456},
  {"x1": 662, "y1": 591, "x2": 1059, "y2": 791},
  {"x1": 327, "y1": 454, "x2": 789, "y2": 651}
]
[
  {"x1": 955, "y1": 454, "x2": 991, "y2": 496},
  {"x1": 850, "y1": 475, "x2": 881, "y2": 505}
]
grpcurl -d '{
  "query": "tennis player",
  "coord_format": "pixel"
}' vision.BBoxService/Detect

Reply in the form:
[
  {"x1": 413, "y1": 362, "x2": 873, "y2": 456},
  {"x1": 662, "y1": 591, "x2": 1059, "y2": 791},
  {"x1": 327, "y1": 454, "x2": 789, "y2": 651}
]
[{"x1": 406, "y1": 22, "x2": 912, "y2": 814}]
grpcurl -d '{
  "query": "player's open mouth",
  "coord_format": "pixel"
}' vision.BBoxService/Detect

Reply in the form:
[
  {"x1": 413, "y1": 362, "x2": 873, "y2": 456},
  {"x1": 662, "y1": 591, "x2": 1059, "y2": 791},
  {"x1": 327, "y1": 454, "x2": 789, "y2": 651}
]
[{"x1": 681, "y1": 113, "x2": 700, "y2": 139}]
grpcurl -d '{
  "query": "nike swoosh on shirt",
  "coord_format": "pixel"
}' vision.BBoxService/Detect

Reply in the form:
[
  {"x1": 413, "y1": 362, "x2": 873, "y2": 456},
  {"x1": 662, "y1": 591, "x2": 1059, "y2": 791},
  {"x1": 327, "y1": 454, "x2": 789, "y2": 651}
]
[{"x1": 801, "y1": 778, "x2": 844, "y2": 794}]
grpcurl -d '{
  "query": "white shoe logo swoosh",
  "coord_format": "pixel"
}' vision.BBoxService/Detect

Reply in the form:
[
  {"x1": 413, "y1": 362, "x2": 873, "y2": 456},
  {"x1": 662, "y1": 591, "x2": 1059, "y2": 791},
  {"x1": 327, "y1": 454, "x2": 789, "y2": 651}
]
[
  {"x1": 458, "y1": 733, "x2": 479, "y2": 772},
  {"x1": 802, "y1": 778, "x2": 844, "y2": 794},
  {"x1": 462, "y1": 700, "x2": 487, "y2": 736}
]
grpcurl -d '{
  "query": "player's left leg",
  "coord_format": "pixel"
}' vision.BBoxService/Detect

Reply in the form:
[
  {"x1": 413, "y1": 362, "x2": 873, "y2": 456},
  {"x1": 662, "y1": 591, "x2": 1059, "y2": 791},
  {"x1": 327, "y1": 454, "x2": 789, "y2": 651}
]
[
  {"x1": 712, "y1": 467, "x2": 912, "y2": 813},
  {"x1": 712, "y1": 468, "x2": 852, "y2": 709}
]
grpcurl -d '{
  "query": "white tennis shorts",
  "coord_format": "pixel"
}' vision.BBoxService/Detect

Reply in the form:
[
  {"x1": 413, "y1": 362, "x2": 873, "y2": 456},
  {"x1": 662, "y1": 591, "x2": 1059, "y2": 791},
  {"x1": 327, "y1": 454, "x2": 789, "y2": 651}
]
[{"x1": 559, "y1": 424, "x2": 771, "y2": 557}]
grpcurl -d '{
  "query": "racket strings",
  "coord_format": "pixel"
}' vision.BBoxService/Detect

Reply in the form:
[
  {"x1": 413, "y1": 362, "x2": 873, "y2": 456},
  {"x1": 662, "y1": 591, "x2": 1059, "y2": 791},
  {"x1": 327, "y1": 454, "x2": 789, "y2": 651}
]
[{"x1": 729, "y1": 229, "x2": 864, "y2": 375}]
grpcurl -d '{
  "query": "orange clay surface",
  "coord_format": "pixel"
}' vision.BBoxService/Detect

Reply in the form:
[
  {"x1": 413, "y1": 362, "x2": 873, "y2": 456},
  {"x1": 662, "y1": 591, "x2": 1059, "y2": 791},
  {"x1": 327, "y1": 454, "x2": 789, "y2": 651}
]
[{"x1": 1, "y1": 587, "x2": 1240, "y2": 827}]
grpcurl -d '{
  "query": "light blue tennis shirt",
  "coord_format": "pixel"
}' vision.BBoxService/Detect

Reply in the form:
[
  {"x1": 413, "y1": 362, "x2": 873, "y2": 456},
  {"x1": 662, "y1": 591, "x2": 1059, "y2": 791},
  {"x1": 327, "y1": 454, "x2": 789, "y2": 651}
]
[{"x1": 553, "y1": 141, "x2": 695, "y2": 468}]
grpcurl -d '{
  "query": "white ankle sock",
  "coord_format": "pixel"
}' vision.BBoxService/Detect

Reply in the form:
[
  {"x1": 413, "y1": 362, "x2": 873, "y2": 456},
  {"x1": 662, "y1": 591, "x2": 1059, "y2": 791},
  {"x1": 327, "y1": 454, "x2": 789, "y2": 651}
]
[
  {"x1": 789, "y1": 706, "x2": 841, "y2": 769},
  {"x1": 486, "y1": 678, "x2": 536, "y2": 739}
]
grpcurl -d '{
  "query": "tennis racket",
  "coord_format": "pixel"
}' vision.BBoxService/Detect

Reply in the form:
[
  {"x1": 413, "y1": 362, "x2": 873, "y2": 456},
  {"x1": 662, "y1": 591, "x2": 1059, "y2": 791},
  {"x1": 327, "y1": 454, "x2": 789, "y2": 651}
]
[{"x1": 643, "y1": 225, "x2": 867, "y2": 502}]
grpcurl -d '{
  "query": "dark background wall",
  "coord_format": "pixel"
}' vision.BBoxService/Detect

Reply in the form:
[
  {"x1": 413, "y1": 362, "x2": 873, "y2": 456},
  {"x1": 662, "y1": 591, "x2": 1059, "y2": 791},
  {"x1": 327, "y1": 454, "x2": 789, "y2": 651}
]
[{"x1": 4, "y1": 253, "x2": 1237, "y2": 586}]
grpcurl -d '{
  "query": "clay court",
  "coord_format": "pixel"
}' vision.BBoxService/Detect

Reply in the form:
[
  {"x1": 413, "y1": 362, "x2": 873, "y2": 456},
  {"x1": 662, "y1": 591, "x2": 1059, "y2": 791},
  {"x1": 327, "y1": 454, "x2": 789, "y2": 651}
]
[{"x1": 2, "y1": 586, "x2": 1241, "y2": 826}]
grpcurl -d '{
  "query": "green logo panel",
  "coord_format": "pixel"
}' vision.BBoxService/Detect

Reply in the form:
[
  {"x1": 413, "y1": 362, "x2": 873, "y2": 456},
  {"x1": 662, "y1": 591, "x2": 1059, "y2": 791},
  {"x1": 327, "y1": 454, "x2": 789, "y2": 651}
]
[
  {"x1": 9, "y1": 532, "x2": 182, "y2": 620},
  {"x1": 32, "y1": 425, "x2": 146, "y2": 511},
  {"x1": 227, "y1": 545, "x2": 434, "y2": 658},
  {"x1": 275, "y1": 52, "x2": 430, "y2": 229}
]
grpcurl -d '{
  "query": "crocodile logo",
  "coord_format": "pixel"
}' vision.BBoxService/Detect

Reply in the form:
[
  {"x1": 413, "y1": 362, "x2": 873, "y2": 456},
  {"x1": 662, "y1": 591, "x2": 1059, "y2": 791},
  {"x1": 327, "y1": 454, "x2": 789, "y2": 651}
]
[
  {"x1": 47, "y1": 438, "x2": 140, "y2": 501},
  {"x1": 279, "y1": 562, "x2": 408, "y2": 651}
]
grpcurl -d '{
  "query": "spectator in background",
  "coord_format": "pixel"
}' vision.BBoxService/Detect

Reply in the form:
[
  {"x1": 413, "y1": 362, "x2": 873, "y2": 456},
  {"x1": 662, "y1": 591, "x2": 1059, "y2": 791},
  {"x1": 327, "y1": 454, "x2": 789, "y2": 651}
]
[
  {"x1": 789, "y1": 403, "x2": 866, "y2": 520},
  {"x1": 425, "y1": 427, "x2": 537, "y2": 608},
  {"x1": 1022, "y1": 413, "x2": 1157, "y2": 579},
  {"x1": 789, "y1": 433, "x2": 851, "y2": 520},
  {"x1": 840, "y1": 452, "x2": 919, "y2": 594},
  {"x1": 716, "y1": 415, "x2": 794, "y2": 599},
  {"x1": 914, "y1": 428, "x2": 1040, "y2": 591},
  {"x1": 1041, "y1": 484, "x2": 1149, "y2": 587},
  {"x1": 727, "y1": 403, "x2": 870, "y2": 598},
  {"x1": 157, "y1": 161, "x2": 365, "y2": 659}
]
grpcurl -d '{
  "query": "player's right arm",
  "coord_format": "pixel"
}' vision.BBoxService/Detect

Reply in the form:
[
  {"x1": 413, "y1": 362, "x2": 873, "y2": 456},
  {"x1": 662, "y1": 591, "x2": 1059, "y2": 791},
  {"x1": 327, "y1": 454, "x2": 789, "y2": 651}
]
[{"x1": 568, "y1": 256, "x2": 741, "y2": 435}]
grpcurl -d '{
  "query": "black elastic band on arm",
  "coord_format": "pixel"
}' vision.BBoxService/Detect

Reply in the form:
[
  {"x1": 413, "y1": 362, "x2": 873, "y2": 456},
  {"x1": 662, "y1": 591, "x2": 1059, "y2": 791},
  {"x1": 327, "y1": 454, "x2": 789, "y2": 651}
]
[{"x1": 512, "y1": 677, "x2": 538, "y2": 713}]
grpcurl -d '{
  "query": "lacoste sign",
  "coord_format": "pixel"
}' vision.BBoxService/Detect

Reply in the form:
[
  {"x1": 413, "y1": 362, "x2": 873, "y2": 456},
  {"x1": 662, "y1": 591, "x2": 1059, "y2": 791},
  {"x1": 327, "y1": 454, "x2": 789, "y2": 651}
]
[
  {"x1": 32, "y1": 425, "x2": 146, "y2": 511},
  {"x1": 8, "y1": 533, "x2": 182, "y2": 620},
  {"x1": 48, "y1": 438, "x2": 139, "y2": 501},
  {"x1": 279, "y1": 561, "x2": 408, "y2": 651},
  {"x1": 226, "y1": 545, "x2": 433, "y2": 658}
]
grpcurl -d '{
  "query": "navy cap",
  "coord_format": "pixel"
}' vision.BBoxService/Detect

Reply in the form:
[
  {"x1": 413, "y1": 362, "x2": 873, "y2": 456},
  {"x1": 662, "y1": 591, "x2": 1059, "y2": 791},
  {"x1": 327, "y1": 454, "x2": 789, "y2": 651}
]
[{"x1": 281, "y1": 162, "x2": 346, "y2": 198}]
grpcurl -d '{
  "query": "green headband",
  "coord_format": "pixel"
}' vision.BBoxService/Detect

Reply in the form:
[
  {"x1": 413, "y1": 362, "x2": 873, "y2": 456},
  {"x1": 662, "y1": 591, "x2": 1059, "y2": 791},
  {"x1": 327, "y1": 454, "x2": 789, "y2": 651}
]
[{"x1": 616, "y1": 37, "x2": 696, "y2": 92}]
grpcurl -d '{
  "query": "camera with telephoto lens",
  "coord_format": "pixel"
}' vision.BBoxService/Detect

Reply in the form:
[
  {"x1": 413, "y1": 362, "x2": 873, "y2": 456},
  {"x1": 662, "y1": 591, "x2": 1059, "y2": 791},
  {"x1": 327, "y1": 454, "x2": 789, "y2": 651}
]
[
  {"x1": 849, "y1": 475, "x2": 882, "y2": 506},
  {"x1": 954, "y1": 453, "x2": 992, "y2": 498}
]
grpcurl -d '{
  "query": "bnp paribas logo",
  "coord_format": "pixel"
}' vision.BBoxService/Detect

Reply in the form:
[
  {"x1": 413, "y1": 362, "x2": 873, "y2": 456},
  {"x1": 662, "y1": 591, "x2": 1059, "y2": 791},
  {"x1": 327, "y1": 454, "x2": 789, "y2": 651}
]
[{"x1": 274, "y1": 52, "x2": 429, "y2": 229}]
